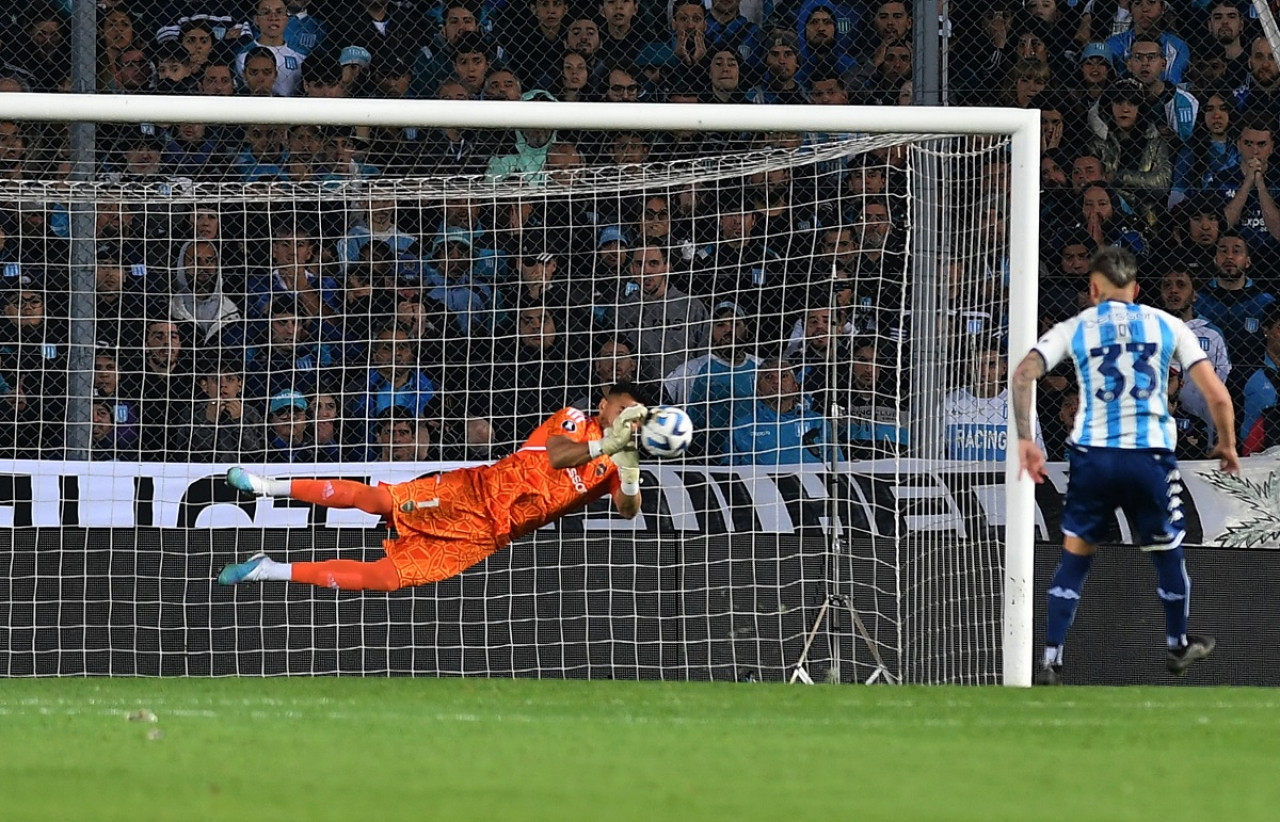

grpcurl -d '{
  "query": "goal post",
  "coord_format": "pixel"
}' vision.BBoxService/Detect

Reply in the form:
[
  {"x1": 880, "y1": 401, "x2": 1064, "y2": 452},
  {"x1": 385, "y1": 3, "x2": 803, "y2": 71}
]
[{"x1": 0, "y1": 93, "x2": 1039, "y2": 685}]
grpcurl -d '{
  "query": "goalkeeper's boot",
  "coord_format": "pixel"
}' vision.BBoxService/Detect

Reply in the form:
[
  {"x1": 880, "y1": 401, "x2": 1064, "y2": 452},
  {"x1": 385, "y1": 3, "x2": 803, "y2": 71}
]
[
  {"x1": 1167, "y1": 635, "x2": 1216, "y2": 676},
  {"x1": 1033, "y1": 663, "x2": 1063, "y2": 686},
  {"x1": 218, "y1": 552, "x2": 271, "y2": 585},
  {"x1": 226, "y1": 467, "x2": 269, "y2": 496}
]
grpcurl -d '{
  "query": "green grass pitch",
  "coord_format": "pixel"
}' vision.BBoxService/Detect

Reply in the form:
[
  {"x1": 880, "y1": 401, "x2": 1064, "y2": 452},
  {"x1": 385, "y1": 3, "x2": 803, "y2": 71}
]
[{"x1": 4, "y1": 678, "x2": 1279, "y2": 821}]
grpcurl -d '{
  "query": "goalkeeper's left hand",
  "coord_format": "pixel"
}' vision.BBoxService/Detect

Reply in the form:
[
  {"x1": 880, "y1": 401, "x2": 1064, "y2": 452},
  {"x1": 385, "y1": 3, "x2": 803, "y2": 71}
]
[
  {"x1": 612, "y1": 446, "x2": 642, "y2": 496},
  {"x1": 600, "y1": 404, "x2": 649, "y2": 455}
]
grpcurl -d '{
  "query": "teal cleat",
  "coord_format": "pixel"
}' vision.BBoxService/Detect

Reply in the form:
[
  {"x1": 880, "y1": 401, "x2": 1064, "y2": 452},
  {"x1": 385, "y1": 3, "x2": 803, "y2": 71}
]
[
  {"x1": 218, "y1": 552, "x2": 269, "y2": 585},
  {"x1": 226, "y1": 467, "x2": 262, "y2": 495}
]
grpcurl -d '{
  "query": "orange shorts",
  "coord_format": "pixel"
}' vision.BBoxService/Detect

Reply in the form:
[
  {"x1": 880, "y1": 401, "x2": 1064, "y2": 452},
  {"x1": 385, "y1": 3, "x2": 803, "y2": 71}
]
[{"x1": 381, "y1": 469, "x2": 503, "y2": 586}]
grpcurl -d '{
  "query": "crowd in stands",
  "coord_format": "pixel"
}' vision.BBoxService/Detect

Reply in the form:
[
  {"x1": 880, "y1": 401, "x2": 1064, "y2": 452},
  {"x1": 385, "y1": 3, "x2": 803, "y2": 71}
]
[{"x1": 3, "y1": 0, "x2": 1280, "y2": 465}]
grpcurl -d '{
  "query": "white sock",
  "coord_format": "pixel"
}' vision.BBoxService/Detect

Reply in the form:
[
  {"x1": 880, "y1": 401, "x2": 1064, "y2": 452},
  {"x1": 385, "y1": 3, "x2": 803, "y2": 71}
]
[
  {"x1": 258, "y1": 559, "x2": 292, "y2": 581},
  {"x1": 1042, "y1": 645, "x2": 1063, "y2": 666},
  {"x1": 261, "y1": 478, "x2": 292, "y2": 497}
]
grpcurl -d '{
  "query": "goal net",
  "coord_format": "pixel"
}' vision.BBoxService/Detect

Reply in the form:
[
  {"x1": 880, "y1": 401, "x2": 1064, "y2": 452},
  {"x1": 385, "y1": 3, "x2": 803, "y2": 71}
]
[{"x1": 0, "y1": 98, "x2": 1037, "y2": 684}]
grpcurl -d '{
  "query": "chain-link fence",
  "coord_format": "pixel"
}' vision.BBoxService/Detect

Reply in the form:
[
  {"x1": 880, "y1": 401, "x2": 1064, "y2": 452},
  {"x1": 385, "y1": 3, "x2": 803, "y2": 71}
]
[{"x1": 1, "y1": 1, "x2": 1277, "y2": 459}]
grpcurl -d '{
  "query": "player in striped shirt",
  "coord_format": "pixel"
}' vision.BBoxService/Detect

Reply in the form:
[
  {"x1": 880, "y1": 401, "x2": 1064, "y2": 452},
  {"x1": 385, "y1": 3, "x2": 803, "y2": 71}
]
[
  {"x1": 1011, "y1": 247, "x2": 1240, "y2": 685},
  {"x1": 216, "y1": 383, "x2": 651, "y2": 591}
]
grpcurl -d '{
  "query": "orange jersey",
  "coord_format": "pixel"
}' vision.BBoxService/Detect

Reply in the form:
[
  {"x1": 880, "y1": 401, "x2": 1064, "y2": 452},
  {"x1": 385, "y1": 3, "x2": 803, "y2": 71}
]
[{"x1": 477, "y1": 407, "x2": 621, "y2": 543}]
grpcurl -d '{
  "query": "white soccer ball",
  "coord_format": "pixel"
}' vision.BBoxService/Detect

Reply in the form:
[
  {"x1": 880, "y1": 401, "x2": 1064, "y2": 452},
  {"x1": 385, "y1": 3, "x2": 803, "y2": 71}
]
[{"x1": 640, "y1": 406, "x2": 694, "y2": 459}]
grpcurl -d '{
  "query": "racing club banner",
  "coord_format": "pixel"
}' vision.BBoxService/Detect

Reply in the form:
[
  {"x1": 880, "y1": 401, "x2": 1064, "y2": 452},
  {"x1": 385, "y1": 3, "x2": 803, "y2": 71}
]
[{"x1": 0, "y1": 455, "x2": 1278, "y2": 549}]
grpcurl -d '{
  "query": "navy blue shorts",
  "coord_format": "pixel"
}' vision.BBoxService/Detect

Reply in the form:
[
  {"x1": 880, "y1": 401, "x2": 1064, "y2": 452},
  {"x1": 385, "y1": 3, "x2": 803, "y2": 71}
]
[{"x1": 1061, "y1": 445, "x2": 1185, "y2": 549}]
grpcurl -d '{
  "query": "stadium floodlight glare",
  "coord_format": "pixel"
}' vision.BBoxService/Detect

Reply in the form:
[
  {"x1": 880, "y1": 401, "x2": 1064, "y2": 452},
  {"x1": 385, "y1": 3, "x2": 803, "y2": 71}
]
[{"x1": 0, "y1": 93, "x2": 1038, "y2": 686}]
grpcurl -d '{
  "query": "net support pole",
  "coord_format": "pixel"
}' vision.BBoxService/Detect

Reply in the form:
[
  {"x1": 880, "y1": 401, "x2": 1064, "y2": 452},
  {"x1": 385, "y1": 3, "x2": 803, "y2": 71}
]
[
  {"x1": 1002, "y1": 117, "x2": 1041, "y2": 688},
  {"x1": 65, "y1": 0, "x2": 98, "y2": 460},
  {"x1": 913, "y1": 0, "x2": 943, "y2": 106}
]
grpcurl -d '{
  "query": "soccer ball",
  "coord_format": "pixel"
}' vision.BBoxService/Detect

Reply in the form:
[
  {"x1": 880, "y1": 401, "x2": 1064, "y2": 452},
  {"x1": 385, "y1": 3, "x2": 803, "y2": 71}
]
[{"x1": 640, "y1": 406, "x2": 694, "y2": 458}]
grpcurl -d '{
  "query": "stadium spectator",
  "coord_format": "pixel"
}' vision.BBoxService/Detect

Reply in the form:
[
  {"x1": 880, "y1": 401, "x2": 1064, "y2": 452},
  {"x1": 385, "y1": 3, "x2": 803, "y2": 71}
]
[
  {"x1": 338, "y1": 198, "x2": 417, "y2": 275},
  {"x1": 92, "y1": 350, "x2": 140, "y2": 454},
  {"x1": 553, "y1": 49, "x2": 592, "y2": 102},
  {"x1": 1167, "y1": 363, "x2": 1211, "y2": 461},
  {"x1": 411, "y1": 1, "x2": 481, "y2": 97},
  {"x1": 199, "y1": 51, "x2": 238, "y2": 96},
  {"x1": 235, "y1": 1, "x2": 305, "y2": 97},
  {"x1": 1085, "y1": 79, "x2": 1174, "y2": 222},
  {"x1": 481, "y1": 303, "x2": 589, "y2": 446},
  {"x1": 597, "y1": 0, "x2": 647, "y2": 69},
  {"x1": 0, "y1": 281, "x2": 67, "y2": 457},
  {"x1": 1159, "y1": 265, "x2": 1232, "y2": 440},
  {"x1": 89, "y1": 398, "x2": 137, "y2": 461},
  {"x1": 179, "y1": 20, "x2": 218, "y2": 76},
  {"x1": 636, "y1": 193, "x2": 694, "y2": 264},
  {"x1": 370, "y1": 410, "x2": 434, "y2": 462},
  {"x1": 1124, "y1": 36, "x2": 1197, "y2": 143},
  {"x1": 615, "y1": 243, "x2": 710, "y2": 380},
  {"x1": 1205, "y1": 0, "x2": 1249, "y2": 91},
  {"x1": 262, "y1": 388, "x2": 328, "y2": 463},
  {"x1": 486, "y1": 91, "x2": 561, "y2": 183},
  {"x1": 664, "y1": 300, "x2": 760, "y2": 458},
  {"x1": 93, "y1": 258, "x2": 149, "y2": 350},
  {"x1": 572, "y1": 335, "x2": 638, "y2": 410},
  {"x1": 845, "y1": 336, "x2": 908, "y2": 459},
  {"x1": 240, "y1": 46, "x2": 282, "y2": 96},
  {"x1": 1075, "y1": 183, "x2": 1147, "y2": 256},
  {"x1": 1104, "y1": 0, "x2": 1190, "y2": 85},
  {"x1": 785, "y1": 302, "x2": 849, "y2": 407},
  {"x1": 857, "y1": 38, "x2": 912, "y2": 107},
  {"x1": 504, "y1": 0, "x2": 570, "y2": 88},
  {"x1": 169, "y1": 240, "x2": 244, "y2": 347},
  {"x1": 98, "y1": 7, "x2": 139, "y2": 92},
  {"x1": 998, "y1": 58, "x2": 1049, "y2": 109},
  {"x1": 727, "y1": 357, "x2": 834, "y2": 466},
  {"x1": 1236, "y1": 36, "x2": 1280, "y2": 118},
  {"x1": 14, "y1": 2, "x2": 70, "y2": 93},
  {"x1": 243, "y1": 296, "x2": 337, "y2": 402},
  {"x1": 500, "y1": 250, "x2": 591, "y2": 339},
  {"x1": 301, "y1": 45, "x2": 345, "y2": 97},
  {"x1": 178, "y1": 357, "x2": 266, "y2": 462},
  {"x1": 748, "y1": 31, "x2": 806, "y2": 105},
  {"x1": 1197, "y1": 230, "x2": 1277, "y2": 371},
  {"x1": 109, "y1": 46, "x2": 155, "y2": 94},
  {"x1": 284, "y1": 0, "x2": 327, "y2": 57},
  {"x1": 1040, "y1": 381, "x2": 1079, "y2": 462},
  {"x1": 329, "y1": 0, "x2": 425, "y2": 59},
  {"x1": 122, "y1": 318, "x2": 196, "y2": 459},
  {"x1": 1232, "y1": 302, "x2": 1280, "y2": 445},
  {"x1": 706, "y1": 47, "x2": 746, "y2": 103},
  {"x1": 309, "y1": 388, "x2": 345, "y2": 461},
  {"x1": 450, "y1": 31, "x2": 492, "y2": 97},
  {"x1": 420, "y1": 229, "x2": 496, "y2": 337},
  {"x1": 1171, "y1": 91, "x2": 1238, "y2": 208},
  {"x1": 704, "y1": 0, "x2": 761, "y2": 68},
  {"x1": 348, "y1": 324, "x2": 437, "y2": 442},
  {"x1": 690, "y1": 191, "x2": 784, "y2": 343},
  {"x1": 1216, "y1": 115, "x2": 1280, "y2": 256},
  {"x1": 412, "y1": 80, "x2": 492, "y2": 175},
  {"x1": 279, "y1": 123, "x2": 325, "y2": 181},
  {"x1": 943, "y1": 340, "x2": 1039, "y2": 461},
  {"x1": 794, "y1": 3, "x2": 858, "y2": 89},
  {"x1": 338, "y1": 46, "x2": 373, "y2": 97},
  {"x1": 234, "y1": 122, "x2": 288, "y2": 181},
  {"x1": 1164, "y1": 193, "x2": 1226, "y2": 278},
  {"x1": 249, "y1": 221, "x2": 340, "y2": 319},
  {"x1": 163, "y1": 121, "x2": 228, "y2": 179}
]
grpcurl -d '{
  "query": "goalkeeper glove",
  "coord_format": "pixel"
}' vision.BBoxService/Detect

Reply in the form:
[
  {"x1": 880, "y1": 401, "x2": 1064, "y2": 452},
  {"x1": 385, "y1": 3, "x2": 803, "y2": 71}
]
[
  {"x1": 611, "y1": 446, "x2": 642, "y2": 496},
  {"x1": 590, "y1": 404, "x2": 649, "y2": 457}
]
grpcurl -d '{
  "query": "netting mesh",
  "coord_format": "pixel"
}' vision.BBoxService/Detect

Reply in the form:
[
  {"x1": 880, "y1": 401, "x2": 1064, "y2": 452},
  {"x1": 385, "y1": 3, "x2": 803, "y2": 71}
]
[{"x1": 0, "y1": 121, "x2": 1018, "y2": 683}]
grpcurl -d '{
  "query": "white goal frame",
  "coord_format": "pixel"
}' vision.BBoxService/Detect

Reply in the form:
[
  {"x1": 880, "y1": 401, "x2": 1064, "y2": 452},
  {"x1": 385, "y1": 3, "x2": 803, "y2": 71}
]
[{"x1": 0, "y1": 93, "x2": 1041, "y2": 687}]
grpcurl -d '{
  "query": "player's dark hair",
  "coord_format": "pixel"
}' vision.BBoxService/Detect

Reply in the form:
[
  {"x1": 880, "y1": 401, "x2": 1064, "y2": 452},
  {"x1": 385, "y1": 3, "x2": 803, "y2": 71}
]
[
  {"x1": 607, "y1": 380, "x2": 657, "y2": 407},
  {"x1": 1091, "y1": 246, "x2": 1138, "y2": 287}
]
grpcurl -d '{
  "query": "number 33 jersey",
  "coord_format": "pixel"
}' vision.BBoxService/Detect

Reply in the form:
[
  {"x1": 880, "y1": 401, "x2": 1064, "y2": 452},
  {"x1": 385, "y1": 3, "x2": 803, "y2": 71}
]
[{"x1": 1034, "y1": 300, "x2": 1208, "y2": 451}]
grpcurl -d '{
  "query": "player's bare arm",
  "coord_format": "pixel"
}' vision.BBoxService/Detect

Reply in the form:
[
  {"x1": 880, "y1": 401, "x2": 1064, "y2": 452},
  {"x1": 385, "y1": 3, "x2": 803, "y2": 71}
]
[
  {"x1": 1185, "y1": 359, "x2": 1241, "y2": 475},
  {"x1": 1011, "y1": 350, "x2": 1048, "y2": 483}
]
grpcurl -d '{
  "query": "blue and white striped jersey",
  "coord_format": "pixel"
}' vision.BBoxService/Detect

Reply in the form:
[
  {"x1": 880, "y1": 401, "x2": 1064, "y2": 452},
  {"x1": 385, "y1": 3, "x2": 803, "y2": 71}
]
[{"x1": 1034, "y1": 300, "x2": 1208, "y2": 450}]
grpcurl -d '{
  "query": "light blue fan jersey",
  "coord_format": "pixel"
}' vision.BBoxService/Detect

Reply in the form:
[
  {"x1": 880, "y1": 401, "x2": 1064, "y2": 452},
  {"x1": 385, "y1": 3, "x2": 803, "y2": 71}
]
[{"x1": 1034, "y1": 300, "x2": 1208, "y2": 451}]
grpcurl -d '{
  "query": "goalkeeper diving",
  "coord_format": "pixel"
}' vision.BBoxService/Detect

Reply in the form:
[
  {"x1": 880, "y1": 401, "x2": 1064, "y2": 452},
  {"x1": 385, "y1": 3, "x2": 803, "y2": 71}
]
[{"x1": 217, "y1": 383, "x2": 651, "y2": 591}]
